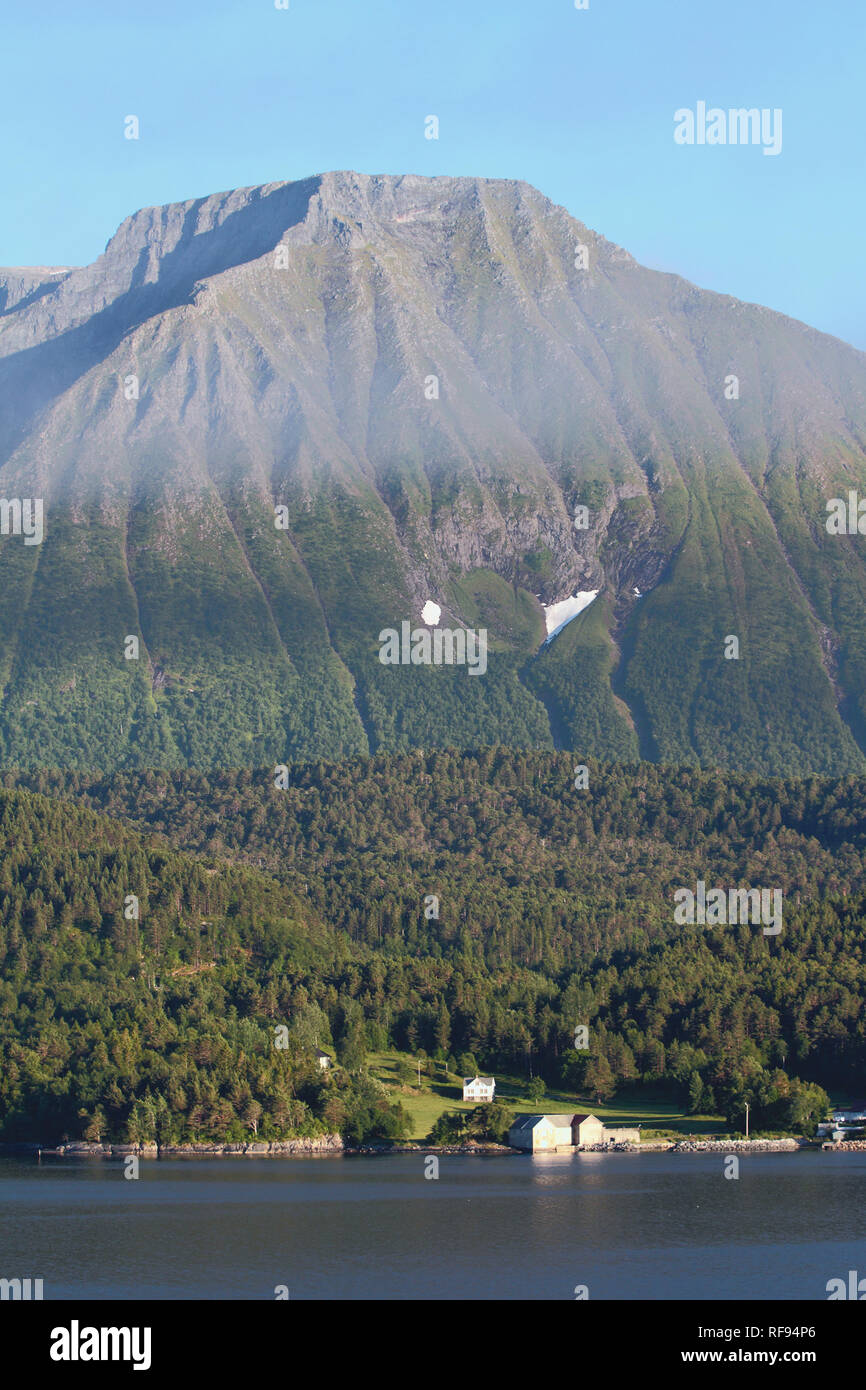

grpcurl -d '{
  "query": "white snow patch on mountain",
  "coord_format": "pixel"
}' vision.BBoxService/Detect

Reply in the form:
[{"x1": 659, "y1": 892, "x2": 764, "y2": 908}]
[
  {"x1": 421, "y1": 600, "x2": 441, "y2": 625},
  {"x1": 542, "y1": 591, "x2": 599, "y2": 643}
]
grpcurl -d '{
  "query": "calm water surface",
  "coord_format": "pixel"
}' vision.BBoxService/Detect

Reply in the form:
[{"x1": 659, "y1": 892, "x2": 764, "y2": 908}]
[{"x1": 2, "y1": 1150, "x2": 864, "y2": 1300}]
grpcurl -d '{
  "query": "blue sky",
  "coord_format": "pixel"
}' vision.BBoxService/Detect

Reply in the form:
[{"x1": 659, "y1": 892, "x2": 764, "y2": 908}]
[{"x1": 2, "y1": 0, "x2": 864, "y2": 347}]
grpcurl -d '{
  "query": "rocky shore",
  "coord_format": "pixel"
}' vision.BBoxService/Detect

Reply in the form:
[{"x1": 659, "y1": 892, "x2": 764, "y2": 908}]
[
  {"x1": 5, "y1": 1136, "x2": 522, "y2": 1159},
  {"x1": 4, "y1": 1136, "x2": 345, "y2": 1158},
  {"x1": 0, "y1": 1136, "x2": 832, "y2": 1159},
  {"x1": 669, "y1": 1138, "x2": 808, "y2": 1153},
  {"x1": 349, "y1": 1141, "x2": 515, "y2": 1156}
]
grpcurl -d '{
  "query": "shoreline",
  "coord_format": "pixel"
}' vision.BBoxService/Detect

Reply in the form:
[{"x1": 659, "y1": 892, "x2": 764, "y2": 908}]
[{"x1": 0, "y1": 1136, "x2": 840, "y2": 1160}]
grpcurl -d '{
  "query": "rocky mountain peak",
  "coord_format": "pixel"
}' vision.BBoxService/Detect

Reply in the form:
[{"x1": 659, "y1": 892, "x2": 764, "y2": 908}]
[{"x1": 0, "y1": 174, "x2": 865, "y2": 775}]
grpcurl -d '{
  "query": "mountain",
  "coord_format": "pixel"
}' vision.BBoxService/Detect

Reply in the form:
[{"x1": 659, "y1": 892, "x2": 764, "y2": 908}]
[{"x1": 1, "y1": 171, "x2": 866, "y2": 773}]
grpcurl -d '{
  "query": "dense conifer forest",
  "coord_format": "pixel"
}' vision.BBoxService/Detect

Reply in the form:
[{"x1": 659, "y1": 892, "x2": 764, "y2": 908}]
[{"x1": 1, "y1": 752, "x2": 863, "y2": 1143}]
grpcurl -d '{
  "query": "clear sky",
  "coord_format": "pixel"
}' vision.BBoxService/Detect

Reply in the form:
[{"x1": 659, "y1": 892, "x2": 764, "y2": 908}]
[{"x1": 2, "y1": 0, "x2": 864, "y2": 348}]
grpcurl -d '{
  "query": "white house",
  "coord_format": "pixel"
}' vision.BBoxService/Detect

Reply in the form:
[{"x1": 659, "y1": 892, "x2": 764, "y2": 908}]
[
  {"x1": 463, "y1": 1076, "x2": 495, "y2": 1102},
  {"x1": 315, "y1": 1048, "x2": 331, "y2": 1071}
]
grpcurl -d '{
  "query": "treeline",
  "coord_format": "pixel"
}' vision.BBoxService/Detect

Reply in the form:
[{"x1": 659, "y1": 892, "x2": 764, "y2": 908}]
[{"x1": 1, "y1": 752, "x2": 865, "y2": 1141}]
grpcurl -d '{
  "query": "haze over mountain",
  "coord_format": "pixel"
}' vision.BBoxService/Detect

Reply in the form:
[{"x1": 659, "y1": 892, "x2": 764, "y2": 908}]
[{"x1": 1, "y1": 170, "x2": 865, "y2": 774}]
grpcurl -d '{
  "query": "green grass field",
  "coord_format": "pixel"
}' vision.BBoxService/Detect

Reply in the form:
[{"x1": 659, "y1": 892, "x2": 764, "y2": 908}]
[{"x1": 366, "y1": 1052, "x2": 726, "y2": 1142}]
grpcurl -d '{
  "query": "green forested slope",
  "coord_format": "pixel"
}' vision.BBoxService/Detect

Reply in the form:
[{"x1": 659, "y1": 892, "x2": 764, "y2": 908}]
[{"x1": 2, "y1": 754, "x2": 865, "y2": 1141}]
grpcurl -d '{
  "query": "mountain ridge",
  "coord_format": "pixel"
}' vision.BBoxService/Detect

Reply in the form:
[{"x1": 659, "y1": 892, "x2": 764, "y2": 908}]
[{"x1": 1, "y1": 171, "x2": 866, "y2": 774}]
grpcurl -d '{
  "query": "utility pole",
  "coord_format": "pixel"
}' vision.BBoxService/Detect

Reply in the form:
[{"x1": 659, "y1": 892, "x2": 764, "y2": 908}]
[{"x1": 745, "y1": 1102, "x2": 750, "y2": 1139}]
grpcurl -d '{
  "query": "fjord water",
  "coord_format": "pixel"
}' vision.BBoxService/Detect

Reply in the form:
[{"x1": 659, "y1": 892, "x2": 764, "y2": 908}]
[{"x1": 2, "y1": 1151, "x2": 864, "y2": 1300}]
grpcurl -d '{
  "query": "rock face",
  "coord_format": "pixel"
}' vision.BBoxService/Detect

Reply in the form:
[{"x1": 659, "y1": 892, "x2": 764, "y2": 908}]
[
  {"x1": 2, "y1": 172, "x2": 866, "y2": 773},
  {"x1": 0, "y1": 266, "x2": 72, "y2": 315}
]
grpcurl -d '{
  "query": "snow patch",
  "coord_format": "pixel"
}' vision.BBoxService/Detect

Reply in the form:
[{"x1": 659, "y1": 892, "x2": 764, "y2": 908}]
[
  {"x1": 542, "y1": 591, "x2": 599, "y2": 643},
  {"x1": 421, "y1": 600, "x2": 441, "y2": 626}
]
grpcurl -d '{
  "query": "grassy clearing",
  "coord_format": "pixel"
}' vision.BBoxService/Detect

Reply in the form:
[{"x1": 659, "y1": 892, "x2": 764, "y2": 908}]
[{"x1": 365, "y1": 1052, "x2": 725, "y2": 1142}]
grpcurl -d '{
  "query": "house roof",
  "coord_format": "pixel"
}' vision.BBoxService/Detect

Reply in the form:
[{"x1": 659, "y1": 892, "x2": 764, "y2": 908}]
[
  {"x1": 314, "y1": 1048, "x2": 330, "y2": 1059},
  {"x1": 572, "y1": 1114, "x2": 601, "y2": 1126},
  {"x1": 463, "y1": 1076, "x2": 495, "y2": 1086},
  {"x1": 509, "y1": 1113, "x2": 576, "y2": 1131}
]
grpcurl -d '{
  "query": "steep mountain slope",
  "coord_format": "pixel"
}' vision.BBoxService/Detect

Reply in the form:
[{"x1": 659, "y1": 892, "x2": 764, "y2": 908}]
[{"x1": 1, "y1": 171, "x2": 865, "y2": 772}]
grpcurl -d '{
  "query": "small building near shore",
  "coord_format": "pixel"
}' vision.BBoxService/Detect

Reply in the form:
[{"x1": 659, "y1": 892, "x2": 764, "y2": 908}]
[
  {"x1": 508, "y1": 1114, "x2": 571, "y2": 1152},
  {"x1": 508, "y1": 1112, "x2": 640, "y2": 1152},
  {"x1": 509, "y1": 1113, "x2": 605, "y2": 1151},
  {"x1": 572, "y1": 1114, "x2": 606, "y2": 1146},
  {"x1": 603, "y1": 1124, "x2": 641, "y2": 1145}
]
